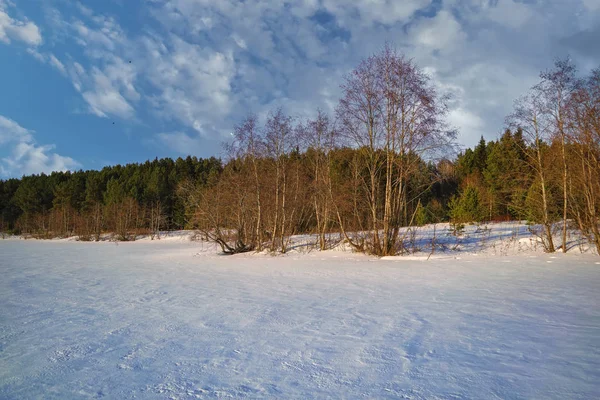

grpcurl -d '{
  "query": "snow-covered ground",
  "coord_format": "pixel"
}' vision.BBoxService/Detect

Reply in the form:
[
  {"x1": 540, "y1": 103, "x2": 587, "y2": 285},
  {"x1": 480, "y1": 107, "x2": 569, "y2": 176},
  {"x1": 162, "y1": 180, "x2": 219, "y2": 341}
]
[{"x1": 1, "y1": 227, "x2": 600, "y2": 399}]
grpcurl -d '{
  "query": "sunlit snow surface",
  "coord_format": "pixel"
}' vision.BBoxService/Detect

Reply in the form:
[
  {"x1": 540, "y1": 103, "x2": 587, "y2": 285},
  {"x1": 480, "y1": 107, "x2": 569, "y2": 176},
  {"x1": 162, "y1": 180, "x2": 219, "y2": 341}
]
[{"x1": 1, "y1": 230, "x2": 600, "y2": 399}]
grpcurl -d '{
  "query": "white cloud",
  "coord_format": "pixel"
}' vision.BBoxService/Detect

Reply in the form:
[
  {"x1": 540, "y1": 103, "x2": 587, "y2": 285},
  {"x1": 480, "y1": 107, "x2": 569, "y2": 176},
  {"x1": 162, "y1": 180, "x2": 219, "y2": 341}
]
[
  {"x1": 32, "y1": 7, "x2": 138, "y2": 120},
  {"x1": 323, "y1": 0, "x2": 431, "y2": 26},
  {"x1": 64, "y1": 51, "x2": 139, "y2": 118},
  {"x1": 4, "y1": 142, "x2": 80, "y2": 177},
  {"x1": 486, "y1": 0, "x2": 533, "y2": 29},
  {"x1": 75, "y1": 60, "x2": 138, "y2": 119},
  {"x1": 26, "y1": 49, "x2": 68, "y2": 76},
  {"x1": 0, "y1": 115, "x2": 80, "y2": 177},
  {"x1": 155, "y1": 131, "x2": 206, "y2": 156},
  {"x1": 448, "y1": 108, "x2": 485, "y2": 145},
  {"x1": 17, "y1": 0, "x2": 600, "y2": 155},
  {"x1": 582, "y1": 0, "x2": 600, "y2": 11},
  {"x1": 0, "y1": 115, "x2": 32, "y2": 144},
  {"x1": 0, "y1": 3, "x2": 42, "y2": 46},
  {"x1": 411, "y1": 10, "x2": 466, "y2": 51},
  {"x1": 71, "y1": 14, "x2": 124, "y2": 52},
  {"x1": 26, "y1": 47, "x2": 45, "y2": 62},
  {"x1": 34, "y1": 1, "x2": 340, "y2": 142},
  {"x1": 231, "y1": 33, "x2": 247, "y2": 50},
  {"x1": 143, "y1": 35, "x2": 235, "y2": 134},
  {"x1": 82, "y1": 87, "x2": 135, "y2": 119},
  {"x1": 75, "y1": 2, "x2": 94, "y2": 18},
  {"x1": 134, "y1": 0, "x2": 600, "y2": 149},
  {"x1": 48, "y1": 54, "x2": 67, "y2": 76}
]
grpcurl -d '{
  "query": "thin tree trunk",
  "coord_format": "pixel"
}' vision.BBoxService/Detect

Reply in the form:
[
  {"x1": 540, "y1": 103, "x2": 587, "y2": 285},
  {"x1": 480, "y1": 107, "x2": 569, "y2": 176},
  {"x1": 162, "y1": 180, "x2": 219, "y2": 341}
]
[
  {"x1": 280, "y1": 171, "x2": 287, "y2": 251},
  {"x1": 252, "y1": 158, "x2": 262, "y2": 251},
  {"x1": 271, "y1": 161, "x2": 280, "y2": 251},
  {"x1": 537, "y1": 144, "x2": 555, "y2": 253},
  {"x1": 561, "y1": 134, "x2": 568, "y2": 252}
]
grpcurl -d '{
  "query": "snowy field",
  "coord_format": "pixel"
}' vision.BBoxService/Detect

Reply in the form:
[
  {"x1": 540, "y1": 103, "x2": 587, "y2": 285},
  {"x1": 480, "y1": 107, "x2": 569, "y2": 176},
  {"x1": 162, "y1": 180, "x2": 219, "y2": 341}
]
[{"x1": 1, "y1": 228, "x2": 600, "y2": 399}]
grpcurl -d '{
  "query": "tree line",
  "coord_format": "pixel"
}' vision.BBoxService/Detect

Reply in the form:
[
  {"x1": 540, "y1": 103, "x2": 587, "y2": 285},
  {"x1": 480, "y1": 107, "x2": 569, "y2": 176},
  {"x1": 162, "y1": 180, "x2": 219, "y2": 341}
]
[
  {"x1": 0, "y1": 156, "x2": 222, "y2": 240},
  {"x1": 1, "y1": 46, "x2": 598, "y2": 255}
]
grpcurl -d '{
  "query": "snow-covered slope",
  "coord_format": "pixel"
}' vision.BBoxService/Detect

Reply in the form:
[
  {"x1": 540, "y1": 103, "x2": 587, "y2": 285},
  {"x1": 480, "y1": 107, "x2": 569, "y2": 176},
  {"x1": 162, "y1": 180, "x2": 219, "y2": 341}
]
[{"x1": 1, "y1": 238, "x2": 599, "y2": 399}]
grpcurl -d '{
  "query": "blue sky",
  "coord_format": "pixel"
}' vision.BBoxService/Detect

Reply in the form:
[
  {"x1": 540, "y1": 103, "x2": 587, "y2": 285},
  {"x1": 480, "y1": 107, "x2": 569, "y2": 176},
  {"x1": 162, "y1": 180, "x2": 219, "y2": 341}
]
[{"x1": 0, "y1": 0, "x2": 599, "y2": 177}]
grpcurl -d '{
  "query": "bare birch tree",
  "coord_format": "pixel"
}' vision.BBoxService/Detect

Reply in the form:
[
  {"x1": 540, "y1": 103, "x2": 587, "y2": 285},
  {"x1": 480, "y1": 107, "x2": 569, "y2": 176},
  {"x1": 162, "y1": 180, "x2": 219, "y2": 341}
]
[
  {"x1": 536, "y1": 58, "x2": 580, "y2": 252},
  {"x1": 302, "y1": 110, "x2": 338, "y2": 250},
  {"x1": 508, "y1": 92, "x2": 556, "y2": 252},
  {"x1": 567, "y1": 67, "x2": 600, "y2": 253},
  {"x1": 228, "y1": 115, "x2": 265, "y2": 251},
  {"x1": 337, "y1": 44, "x2": 453, "y2": 256},
  {"x1": 264, "y1": 108, "x2": 295, "y2": 251}
]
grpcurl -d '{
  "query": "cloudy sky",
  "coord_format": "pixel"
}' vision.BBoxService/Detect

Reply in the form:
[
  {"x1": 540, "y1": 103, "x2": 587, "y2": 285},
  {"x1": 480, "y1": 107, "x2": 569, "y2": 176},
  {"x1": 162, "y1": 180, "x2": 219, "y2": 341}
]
[{"x1": 0, "y1": 0, "x2": 599, "y2": 177}]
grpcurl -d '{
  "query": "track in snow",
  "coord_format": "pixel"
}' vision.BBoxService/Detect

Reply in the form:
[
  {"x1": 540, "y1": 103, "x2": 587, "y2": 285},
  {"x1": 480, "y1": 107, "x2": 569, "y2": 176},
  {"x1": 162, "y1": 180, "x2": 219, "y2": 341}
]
[{"x1": 1, "y1": 239, "x2": 599, "y2": 399}]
